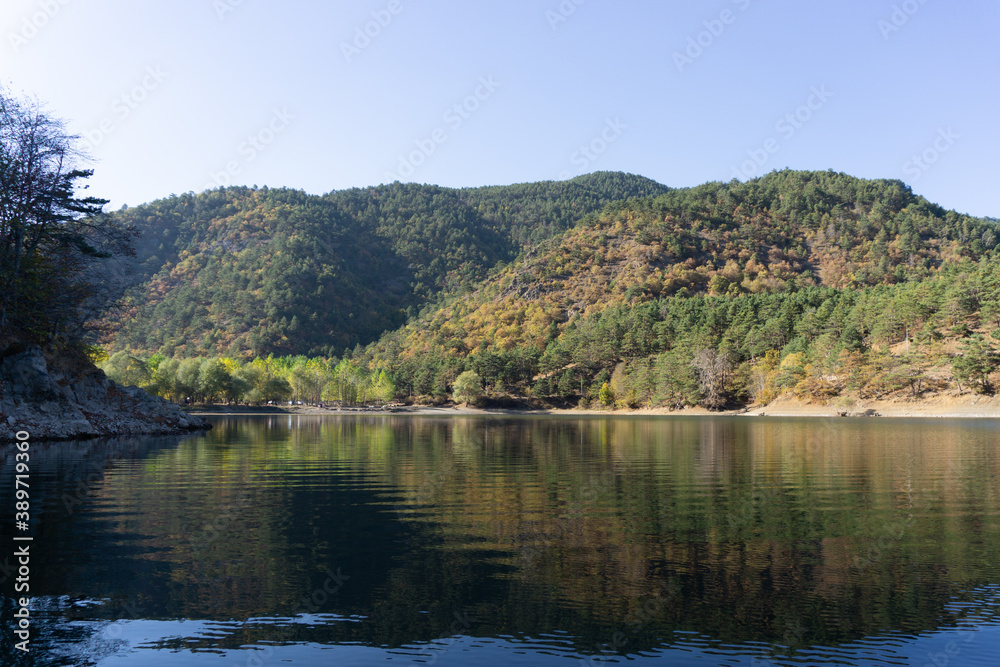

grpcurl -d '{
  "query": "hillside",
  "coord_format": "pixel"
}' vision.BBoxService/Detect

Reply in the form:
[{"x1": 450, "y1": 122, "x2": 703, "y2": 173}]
[
  {"x1": 104, "y1": 172, "x2": 668, "y2": 358},
  {"x1": 100, "y1": 169, "x2": 1000, "y2": 412},
  {"x1": 370, "y1": 170, "x2": 996, "y2": 356},
  {"x1": 356, "y1": 170, "x2": 1000, "y2": 407}
]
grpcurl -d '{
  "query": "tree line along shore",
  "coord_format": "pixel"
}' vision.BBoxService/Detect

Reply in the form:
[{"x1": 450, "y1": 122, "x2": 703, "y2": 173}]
[{"x1": 100, "y1": 259, "x2": 1000, "y2": 416}]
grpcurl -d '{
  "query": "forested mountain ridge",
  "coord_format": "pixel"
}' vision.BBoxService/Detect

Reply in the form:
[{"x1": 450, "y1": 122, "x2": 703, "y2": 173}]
[
  {"x1": 351, "y1": 170, "x2": 1000, "y2": 407},
  {"x1": 101, "y1": 169, "x2": 1000, "y2": 411},
  {"x1": 105, "y1": 172, "x2": 669, "y2": 357},
  {"x1": 109, "y1": 187, "x2": 405, "y2": 357},
  {"x1": 366, "y1": 170, "x2": 998, "y2": 359}
]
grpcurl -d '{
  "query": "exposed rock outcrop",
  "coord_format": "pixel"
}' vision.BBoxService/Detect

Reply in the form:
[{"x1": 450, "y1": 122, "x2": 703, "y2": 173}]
[{"x1": 0, "y1": 346, "x2": 209, "y2": 443}]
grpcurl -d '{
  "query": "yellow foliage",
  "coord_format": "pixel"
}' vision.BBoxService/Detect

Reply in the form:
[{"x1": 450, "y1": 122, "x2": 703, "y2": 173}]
[{"x1": 780, "y1": 352, "x2": 806, "y2": 370}]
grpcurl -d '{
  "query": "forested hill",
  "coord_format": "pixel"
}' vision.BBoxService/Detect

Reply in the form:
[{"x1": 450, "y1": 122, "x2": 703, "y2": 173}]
[
  {"x1": 354, "y1": 170, "x2": 1000, "y2": 407},
  {"x1": 366, "y1": 170, "x2": 997, "y2": 357},
  {"x1": 102, "y1": 169, "x2": 1000, "y2": 410},
  {"x1": 105, "y1": 172, "x2": 669, "y2": 357}
]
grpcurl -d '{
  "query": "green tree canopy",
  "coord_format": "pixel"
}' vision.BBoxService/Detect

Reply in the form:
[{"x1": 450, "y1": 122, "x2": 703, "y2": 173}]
[{"x1": 452, "y1": 370, "x2": 483, "y2": 404}]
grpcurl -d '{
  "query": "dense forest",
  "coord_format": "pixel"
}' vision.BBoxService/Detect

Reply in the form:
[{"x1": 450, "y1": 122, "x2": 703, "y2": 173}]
[
  {"x1": 351, "y1": 170, "x2": 1000, "y2": 408},
  {"x1": 105, "y1": 173, "x2": 668, "y2": 358},
  {"x1": 101, "y1": 169, "x2": 1000, "y2": 410}
]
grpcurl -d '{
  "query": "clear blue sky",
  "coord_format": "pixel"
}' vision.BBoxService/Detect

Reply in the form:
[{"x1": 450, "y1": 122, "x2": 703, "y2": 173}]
[{"x1": 2, "y1": 0, "x2": 997, "y2": 217}]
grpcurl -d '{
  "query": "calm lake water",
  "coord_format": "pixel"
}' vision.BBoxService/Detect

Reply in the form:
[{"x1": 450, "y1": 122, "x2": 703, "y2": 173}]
[{"x1": 2, "y1": 415, "x2": 1000, "y2": 666}]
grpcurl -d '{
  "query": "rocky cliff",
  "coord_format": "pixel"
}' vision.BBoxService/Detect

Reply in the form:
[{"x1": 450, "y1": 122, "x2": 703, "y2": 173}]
[{"x1": 0, "y1": 346, "x2": 209, "y2": 443}]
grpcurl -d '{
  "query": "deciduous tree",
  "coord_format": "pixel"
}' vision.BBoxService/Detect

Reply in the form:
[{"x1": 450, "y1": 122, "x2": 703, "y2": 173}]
[{"x1": 0, "y1": 88, "x2": 134, "y2": 349}]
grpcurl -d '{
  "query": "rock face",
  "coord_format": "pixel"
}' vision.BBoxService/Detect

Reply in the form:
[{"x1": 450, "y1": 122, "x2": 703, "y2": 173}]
[{"x1": 0, "y1": 346, "x2": 209, "y2": 443}]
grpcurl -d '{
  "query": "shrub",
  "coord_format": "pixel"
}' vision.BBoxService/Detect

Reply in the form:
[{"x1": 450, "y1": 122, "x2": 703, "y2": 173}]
[
  {"x1": 453, "y1": 370, "x2": 483, "y2": 404},
  {"x1": 598, "y1": 382, "x2": 615, "y2": 407}
]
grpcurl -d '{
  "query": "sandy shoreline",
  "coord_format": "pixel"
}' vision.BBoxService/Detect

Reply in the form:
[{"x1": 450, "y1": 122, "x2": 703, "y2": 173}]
[{"x1": 189, "y1": 394, "x2": 1000, "y2": 420}]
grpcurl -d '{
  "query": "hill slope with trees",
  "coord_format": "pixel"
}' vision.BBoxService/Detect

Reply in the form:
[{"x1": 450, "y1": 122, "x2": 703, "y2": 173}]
[
  {"x1": 101, "y1": 169, "x2": 1000, "y2": 412},
  {"x1": 105, "y1": 173, "x2": 670, "y2": 358},
  {"x1": 353, "y1": 170, "x2": 1000, "y2": 407}
]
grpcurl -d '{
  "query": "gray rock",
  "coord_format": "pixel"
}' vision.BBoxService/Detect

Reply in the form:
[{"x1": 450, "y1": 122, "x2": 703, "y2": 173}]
[{"x1": 0, "y1": 346, "x2": 210, "y2": 443}]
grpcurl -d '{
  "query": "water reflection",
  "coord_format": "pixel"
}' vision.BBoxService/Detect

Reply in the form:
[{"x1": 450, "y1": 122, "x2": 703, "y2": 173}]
[{"x1": 1, "y1": 416, "x2": 999, "y2": 665}]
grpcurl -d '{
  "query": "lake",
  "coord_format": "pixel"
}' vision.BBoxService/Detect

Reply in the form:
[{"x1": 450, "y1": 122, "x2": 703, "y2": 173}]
[{"x1": 2, "y1": 414, "x2": 1000, "y2": 666}]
